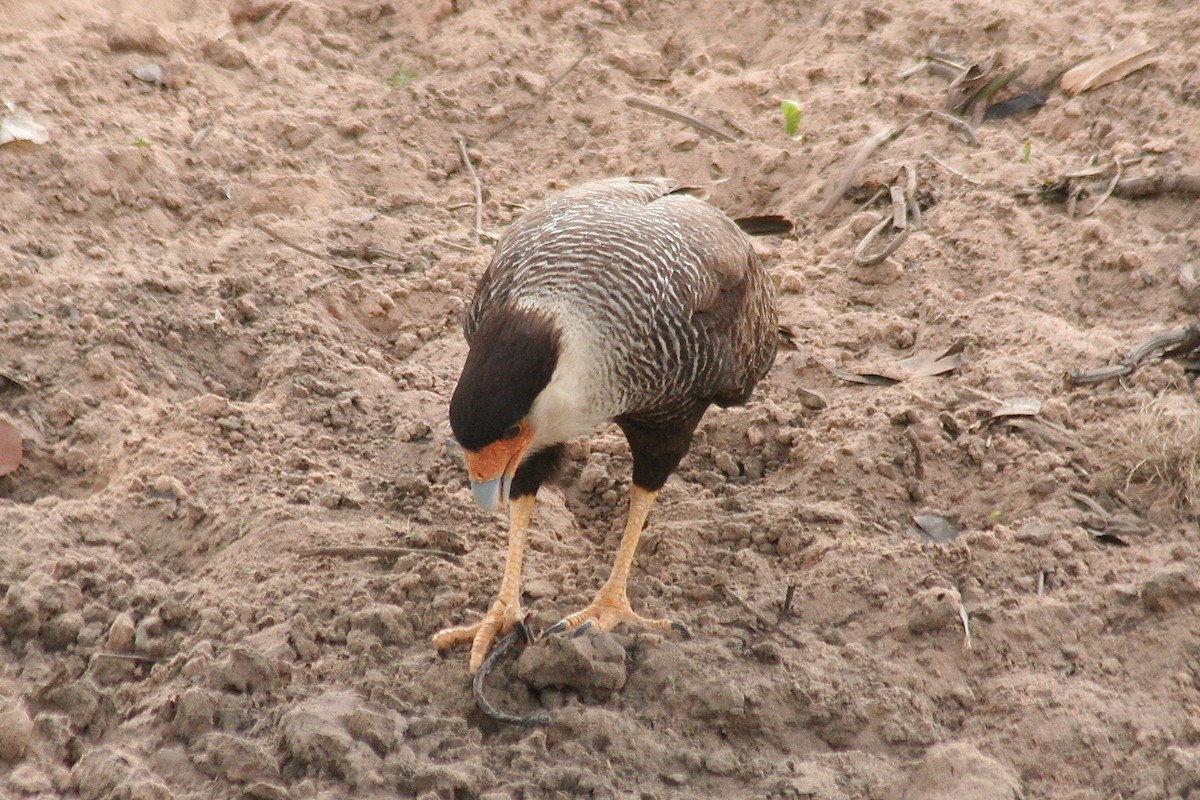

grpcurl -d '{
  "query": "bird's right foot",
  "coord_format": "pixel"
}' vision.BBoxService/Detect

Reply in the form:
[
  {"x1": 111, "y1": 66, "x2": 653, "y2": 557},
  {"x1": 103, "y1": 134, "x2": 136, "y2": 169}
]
[{"x1": 433, "y1": 596, "x2": 524, "y2": 674}]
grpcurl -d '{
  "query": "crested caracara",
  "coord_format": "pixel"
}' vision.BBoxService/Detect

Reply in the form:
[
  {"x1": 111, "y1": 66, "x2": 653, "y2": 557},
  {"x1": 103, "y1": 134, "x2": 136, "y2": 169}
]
[{"x1": 434, "y1": 177, "x2": 781, "y2": 672}]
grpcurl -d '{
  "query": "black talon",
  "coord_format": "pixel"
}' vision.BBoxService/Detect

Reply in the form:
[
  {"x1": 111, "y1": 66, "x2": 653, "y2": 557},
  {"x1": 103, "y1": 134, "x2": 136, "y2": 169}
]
[
  {"x1": 570, "y1": 620, "x2": 593, "y2": 638},
  {"x1": 543, "y1": 619, "x2": 568, "y2": 637},
  {"x1": 671, "y1": 620, "x2": 693, "y2": 639}
]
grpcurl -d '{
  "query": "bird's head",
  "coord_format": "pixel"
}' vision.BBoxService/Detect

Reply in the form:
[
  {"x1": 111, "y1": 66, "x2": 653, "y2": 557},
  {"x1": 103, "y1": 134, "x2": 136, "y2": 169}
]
[{"x1": 449, "y1": 306, "x2": 561, "y2": 513}]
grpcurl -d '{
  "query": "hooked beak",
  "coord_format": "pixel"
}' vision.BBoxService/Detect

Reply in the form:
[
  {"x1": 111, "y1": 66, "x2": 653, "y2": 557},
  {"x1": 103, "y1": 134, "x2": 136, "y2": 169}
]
[
  {"x1": 463, "y1": 422, "x2": 534, "y2": 514},
  {"x1": 470, "y1": 475, "x2": 511, "y2": 513}
]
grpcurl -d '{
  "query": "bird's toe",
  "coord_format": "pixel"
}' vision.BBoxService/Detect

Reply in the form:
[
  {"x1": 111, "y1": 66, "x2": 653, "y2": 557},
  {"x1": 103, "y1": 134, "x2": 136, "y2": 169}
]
[{"x1": 432, "y1": 598, "x2": 525, "y2": 673}]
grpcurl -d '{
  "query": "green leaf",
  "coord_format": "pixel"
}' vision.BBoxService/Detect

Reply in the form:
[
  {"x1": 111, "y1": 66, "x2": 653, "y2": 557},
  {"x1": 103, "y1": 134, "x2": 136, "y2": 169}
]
[{"x1": 780, "y1": 98, "x2": 802, "y2": 137}]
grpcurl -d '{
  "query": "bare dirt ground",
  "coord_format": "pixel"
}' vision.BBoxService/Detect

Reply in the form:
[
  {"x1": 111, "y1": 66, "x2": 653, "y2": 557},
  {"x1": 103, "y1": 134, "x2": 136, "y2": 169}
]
[{"x1": 3, "y1": 1, "x2": 1200, "y2": 798}]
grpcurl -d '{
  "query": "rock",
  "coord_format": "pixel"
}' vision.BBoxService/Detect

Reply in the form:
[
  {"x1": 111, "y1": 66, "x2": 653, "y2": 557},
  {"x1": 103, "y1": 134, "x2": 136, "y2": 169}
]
[
  {"x1": 202, "y1": 39, "x2": 250, "y2": 70},
  {"x1": 0, "y1": 702, "x2": 34, "y2": 762},
  {"x1": 42, "y1": 679, "x2": 110, "y2": 733},
  {"x1": 411, "y1": 763, "x2": 494, "y2": 797},
  {"x1": 347, "y1": 704, "x2": 404, "y2": 756},
  {"x1": 42, "y1": 610, "x2": 83, "y2": 650},
  {"x1": 684, "y1": 678, "x2": 746, "y2": 720},
  {"x1": 280, "y1": 693, "x2": 382, "y2": 786},
  {"x1": 242, "y1": 623, "x2": 298, "y2": 662},
  {"x1": 8, "y1": 763, "x2": 52, "y2": 792},
  {"x1": 904, "y1": 587, "x2": 963, "y2": 637},
  {"x1": 128, "y1": 781, "x2": 174, "y2": 800},
  {"x1": 228, "y1": 0, "x2": 284, "y2": 24},
  {"x1": 135, "y1": 614, "x2": 168, "y2": 656},
  {"x1": 0, "y1": 581, "x2": 41, "y2": 639},
  {"x1": 244, "y1": 781, "x2": 291, "y2": 800},
  {"x1": 607, "y1": 49, "x2": 666, "y2": 79},
  {"x1": 72, "y1": 747, "x2": 163, "y2": 800},
  {"x1": 191, "y1": 393, "x2": 229, "y2": 418},
  {"x1": 898, "y1": 742, "x2": 1021, "y2": 800},
  {"x1": 171, "y1": 688, "x2": 216, "y2": 742},
  {"x1": 212, "y1": 645, "x2": 280, "y2": 694},
  {"x1": 349, "y1": 605, "x2": 408, "y2": 645},
  {"x1": 1141, "y1": 563, "x2": 1200, "y2": 613},
  {"x1": 201, "y1": 732, "x2": 279, "y2": 783},
  {"x1": 703, "y1": 748, "x2": 739, "y2": 776},
  {"x1": 107, "y1": 612, "x2": 137, "y2": 652},
  {"x1": 106, "y1": 19, "x2": 170, "y2": 54},
  {"x1": 516, "y1": 630, "x2": 627, "y2": 695}
]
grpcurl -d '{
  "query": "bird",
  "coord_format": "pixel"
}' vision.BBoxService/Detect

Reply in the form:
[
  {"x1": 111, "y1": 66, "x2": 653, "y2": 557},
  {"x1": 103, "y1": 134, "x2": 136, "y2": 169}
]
[{"x1": 433, "y1": 177, "x2": 784, "y2": 673}]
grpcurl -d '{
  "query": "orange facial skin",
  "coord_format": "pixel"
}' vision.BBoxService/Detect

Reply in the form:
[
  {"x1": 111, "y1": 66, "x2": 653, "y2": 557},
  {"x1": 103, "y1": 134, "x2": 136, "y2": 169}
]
[{"x1": 463, "y1": 421, "x2": 534, "y2": 484}]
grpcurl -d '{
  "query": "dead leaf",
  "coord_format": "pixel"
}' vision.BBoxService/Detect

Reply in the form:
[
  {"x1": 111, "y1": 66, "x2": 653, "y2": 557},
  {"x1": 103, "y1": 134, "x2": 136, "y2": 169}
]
[
  {"x1": 130, "y1": 62, "x2": 166, "y2": 86},
  {"x1": 822, "y1": 342, "x2": 965, "y2": 386},
  {"x1": 891, "y1": 341, "x2": 966, "y2": 380},
  {"x1": 985, "y1": 397, "x2": 1043, "y2": 423},
  {"x1": 0, "y1": 418, "x2": 23, "y2": 476},
  {"x1": 820, "y1": 362, "x2": 898, "y2": 386},
  {"x1": 1061, "y1": 33, "x2": 1160, "y2": 95},
  {"x1": 0, "y1": 101, "x2": 50, "y2": 146},
  {"x1": 908, "y1": 514, "x2": 960, "y2": 543}
]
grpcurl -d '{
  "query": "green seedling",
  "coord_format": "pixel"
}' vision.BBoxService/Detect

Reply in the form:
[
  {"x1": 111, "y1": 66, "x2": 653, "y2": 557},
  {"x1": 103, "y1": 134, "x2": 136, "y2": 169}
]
[
  {"x1": 780, "y1": 98, "x2": 802, "y2": 137},
  {"x1": 1021, "y1": 141, "x2": 1032, "y2": 163},
  {"x1": 386, "y1": 62, "x2": 413, "y2": 87},
  {"x1": 133, "y1": 137, "x2": 152, "y2": 149}
]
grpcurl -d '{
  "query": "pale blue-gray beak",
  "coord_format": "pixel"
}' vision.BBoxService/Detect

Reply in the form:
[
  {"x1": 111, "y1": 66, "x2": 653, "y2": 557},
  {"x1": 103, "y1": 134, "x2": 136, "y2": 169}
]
[{"x1": 470, "y1": 475, "x2": 512, "y2": 513}]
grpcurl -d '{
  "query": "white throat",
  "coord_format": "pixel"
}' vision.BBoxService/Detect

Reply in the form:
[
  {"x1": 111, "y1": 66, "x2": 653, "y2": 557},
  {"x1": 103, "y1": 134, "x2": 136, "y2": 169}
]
[{"x1": 525, "y1": 316, "x2": 612, "y2": 452}]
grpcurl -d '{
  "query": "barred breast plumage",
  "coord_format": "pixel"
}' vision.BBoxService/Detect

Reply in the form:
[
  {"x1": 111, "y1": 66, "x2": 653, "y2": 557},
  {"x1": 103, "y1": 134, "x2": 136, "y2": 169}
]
[
  {"x1": 465, "y1": 176, "x2": 777, "y2": 427},
  {"x1": 436, "y1": 177, "x2": 784, "y2": 674}
]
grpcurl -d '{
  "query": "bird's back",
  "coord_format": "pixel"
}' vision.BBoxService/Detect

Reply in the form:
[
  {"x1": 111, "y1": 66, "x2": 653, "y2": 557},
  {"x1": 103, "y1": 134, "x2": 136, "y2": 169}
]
[{"x1": 466, "y1": 178, "x2": 777, "y2": 420}]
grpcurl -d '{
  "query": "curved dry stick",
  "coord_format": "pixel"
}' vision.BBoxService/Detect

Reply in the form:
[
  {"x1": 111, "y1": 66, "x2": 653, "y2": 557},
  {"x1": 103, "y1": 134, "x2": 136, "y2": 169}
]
[
  {"x1": 853, "y1": 213, "x2": 912, "y2": 266},
  {"x1": 818, "y1": 111, "x2": 931, "y2": 216},
  {"x1": 1113, "y1": 173, "x2": 1200, "y2": 199},
  {"x1": 472, "y1": 624, "x2": 552, "y2": 726}
]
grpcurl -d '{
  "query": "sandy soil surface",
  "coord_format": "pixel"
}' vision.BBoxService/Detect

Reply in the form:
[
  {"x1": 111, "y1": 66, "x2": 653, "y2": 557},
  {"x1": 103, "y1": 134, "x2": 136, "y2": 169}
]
[{"x1": 3, "y1": 1, "x2": 1200, "y2": 798}]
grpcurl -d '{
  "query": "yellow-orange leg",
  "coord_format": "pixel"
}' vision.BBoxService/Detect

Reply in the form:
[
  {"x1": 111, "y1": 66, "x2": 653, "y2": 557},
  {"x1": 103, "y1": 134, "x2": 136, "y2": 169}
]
[
  {"x1": 433, "y1": 493, "x2": 535, "y2": 673},
  {"x1": 547, "y1": 486, "x2": 688, "y2": 637}
]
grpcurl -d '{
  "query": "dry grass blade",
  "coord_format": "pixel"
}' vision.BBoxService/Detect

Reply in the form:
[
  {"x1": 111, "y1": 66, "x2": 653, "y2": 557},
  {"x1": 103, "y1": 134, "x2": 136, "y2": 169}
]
[
  {"x1": 623, "y1": 95, "x2": 738, "y2": 143},
  {"x1": 853, "y1": 213, "x2": 911, "y2": 266},
  {"x1": 893, "y1": 341, "x2": 965, "y2": 380},
  {"x1": 458, "y1": 138, "x2": 485, "y2": 244},
  {"x1": 1093, "y1": 401, "x2": 1200, "y2": 520},
  {"x1": 823, "y1": 341, "x2": 964, "y2": 386},
  {"x1": 818, "y1": 111, "x2": 930, "y2": 216},
  {"x1": 1061, "y1": 33, "x2": 1160, "y2": 95},
  {"x1": 1082, "y1": 157, "x2": 1123, "y2": 216}
]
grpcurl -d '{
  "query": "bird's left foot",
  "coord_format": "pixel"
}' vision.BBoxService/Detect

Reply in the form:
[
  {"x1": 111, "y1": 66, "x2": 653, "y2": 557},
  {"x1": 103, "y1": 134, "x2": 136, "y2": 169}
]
[{"x1": 544, "y1": 590, "x2": 691, "y2": 639}]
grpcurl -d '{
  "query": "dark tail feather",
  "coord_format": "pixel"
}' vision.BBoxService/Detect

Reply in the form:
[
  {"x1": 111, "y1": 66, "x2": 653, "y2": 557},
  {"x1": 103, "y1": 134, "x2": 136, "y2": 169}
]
[
  {"x1": 777, "y1": 325, "x2": 799, "y2": 350},
  {"x1": 736, "y1": 215, "x2": 794, "y2": 236}
]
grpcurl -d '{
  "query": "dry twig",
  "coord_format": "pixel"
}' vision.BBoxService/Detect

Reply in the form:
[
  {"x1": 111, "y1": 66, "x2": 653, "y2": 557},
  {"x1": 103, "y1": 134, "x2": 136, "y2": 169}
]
[
  {"x1": 299, "y1": 545, "x2": 461, "y2": 565},
  {"x1": 457, "y1": 138, "x2": 485, "y2": 244},
  {"x1": 484, "y1": 51, "x2": 588, "y2": 142},
  {"x1": 252, "y1": 220, "x2": 364, "y2": 279}
]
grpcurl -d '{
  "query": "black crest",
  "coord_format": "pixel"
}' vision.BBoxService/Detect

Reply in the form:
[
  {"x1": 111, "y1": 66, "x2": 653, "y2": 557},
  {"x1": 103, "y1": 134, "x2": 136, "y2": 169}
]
[{"x1": 449, "y1": 305, "x2": 561, "y2": 451}]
